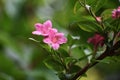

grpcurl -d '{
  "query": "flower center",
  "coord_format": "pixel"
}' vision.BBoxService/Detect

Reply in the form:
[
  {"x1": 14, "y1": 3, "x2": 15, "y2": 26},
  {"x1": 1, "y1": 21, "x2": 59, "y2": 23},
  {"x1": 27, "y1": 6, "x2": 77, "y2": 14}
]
[{"x1": 52, "y1": 37, "x2": 58, "y2": 43}]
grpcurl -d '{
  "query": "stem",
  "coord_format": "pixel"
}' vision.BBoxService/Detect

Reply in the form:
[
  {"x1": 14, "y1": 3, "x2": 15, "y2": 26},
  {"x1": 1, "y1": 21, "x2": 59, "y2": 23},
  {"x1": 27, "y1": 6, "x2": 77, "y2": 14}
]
[
  {"x1": 89, "y1": 8, "x2": 105, "y2": 29},
  {"x1": 78, "y1": 0, "x2": 84, "y2": 7},
  {"x1": 52, "y1": 50, "x2": 68, "y2": 72},
  {"x1": 78, "y1": 0, "x2": 105, "y2": 29},
  {"x1": 72, "y1": 40, "x2": 120, "y2": 80},
  {"x1": 72, "y1": 63, "x2": 91, "y2": 80},
  {"x1": 58, "y1": 53, "x2": 68, "y2": 71},
  {"x1": 68, "y1": 46, "x2": 72, "y2": 56},
  {"x1": 116, "y1": 18, "x2": 120, "y2": 31}
]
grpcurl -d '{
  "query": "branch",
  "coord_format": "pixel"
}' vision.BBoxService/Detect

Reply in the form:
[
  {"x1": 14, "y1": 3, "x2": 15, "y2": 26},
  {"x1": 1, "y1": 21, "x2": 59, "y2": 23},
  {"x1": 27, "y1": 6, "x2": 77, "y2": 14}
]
[{"x1": 72, "y1": 41, "x2": 120, "y2": 80}]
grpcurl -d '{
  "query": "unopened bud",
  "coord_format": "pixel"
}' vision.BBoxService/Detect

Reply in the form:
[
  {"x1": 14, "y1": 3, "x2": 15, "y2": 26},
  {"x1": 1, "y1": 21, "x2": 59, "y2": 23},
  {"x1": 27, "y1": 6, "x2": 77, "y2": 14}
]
[
  {"x1": 85, "y1": 5, "x2": 90, "y2": 11},
  {"x1": 96, "y1": 17, "x2": 102, "y2": 23}
]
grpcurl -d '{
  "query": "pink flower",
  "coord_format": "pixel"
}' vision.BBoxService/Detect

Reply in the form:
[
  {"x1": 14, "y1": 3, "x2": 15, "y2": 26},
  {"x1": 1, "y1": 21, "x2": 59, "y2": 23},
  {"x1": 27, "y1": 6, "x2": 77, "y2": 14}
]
[
  {"x1": 87, "y1": 34, "x2": 104, "y2": 48},
  {"x1": 112, "y1": 6, "x2": 120, "y2": 19},
  {"x1": 32, "y1": 20, "x2": 52, "y2": 36},
  {"x1": 32, "y1": 20, "x2": 67, "y2": 50},
  {"x1": 43, "y1": 29, "x2": 67, "y2": 50}
]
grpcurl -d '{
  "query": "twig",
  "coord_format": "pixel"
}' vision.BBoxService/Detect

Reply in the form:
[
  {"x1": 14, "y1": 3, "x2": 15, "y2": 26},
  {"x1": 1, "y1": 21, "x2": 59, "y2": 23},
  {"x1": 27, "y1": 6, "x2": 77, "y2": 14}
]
[{"x1": 72, "y1": 41, "x2": 120, "y2": 80}]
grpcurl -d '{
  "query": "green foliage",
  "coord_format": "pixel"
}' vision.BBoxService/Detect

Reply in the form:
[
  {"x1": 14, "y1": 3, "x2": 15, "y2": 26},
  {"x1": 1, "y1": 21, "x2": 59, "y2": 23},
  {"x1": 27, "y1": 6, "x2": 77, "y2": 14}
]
[
  {"x1": 0, "y1": 0, "x2": 120, "y2": 80},
  {"x1": 100, "y1": 55, "x2": 120, "y2": 64},
  {"x1": 78, "y1": 21, "x2": 102, "y2": 32},
  {"x1": 101, "y1": 9, "x2": 113, "y2": 21},
  {"x1": 87, "y1": 0, "x2": 108, "y2": 12},
  {"x1": 73, "y1": 1, "x2": 81, "y2": 14},
  {"x1": 44, "y1": 57, "x2": 64, "y2": 72}
]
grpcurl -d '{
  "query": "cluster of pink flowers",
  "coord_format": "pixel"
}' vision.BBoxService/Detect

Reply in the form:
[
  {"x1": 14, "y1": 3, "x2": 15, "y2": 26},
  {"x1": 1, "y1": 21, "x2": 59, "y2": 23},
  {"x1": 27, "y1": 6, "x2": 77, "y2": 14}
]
[
  {"x1": 87, "y1": 34, "x2": 104, "y2": 48},
  {"x1": 32, "y1": 20, "x2": 67, "y2": 50},
  {"x1": 112, "y1": 6, "x2": 120, "y2": 19}
]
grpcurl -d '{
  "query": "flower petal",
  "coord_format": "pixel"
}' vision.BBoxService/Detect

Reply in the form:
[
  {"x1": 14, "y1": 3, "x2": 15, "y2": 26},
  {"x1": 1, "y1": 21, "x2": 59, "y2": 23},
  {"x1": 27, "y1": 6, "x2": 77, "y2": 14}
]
[
  {"x1": 34, "y1": 23, "x2": 43, "y2": 31},
  {"x1": 43, "y1": 38, "x2": 52, "y2": 44},
  {"x1": 59, "y1": 37, "x2": 67, "y2": 44},
  {"x1": 56, "y1": 33, "x2": 67, "y2": 44},
  {"x1": 48, "y1": 28, "x2": 58, "y2": 38},
  {"x1": 52, "y1": 43, "x2": 60, "y2": 50},
  {"x1": 43, "y1": 20, "x2": 52, "y2": 28},
  {"x1": 32, "y1": 31, "x2": 42, "y2": 35}
]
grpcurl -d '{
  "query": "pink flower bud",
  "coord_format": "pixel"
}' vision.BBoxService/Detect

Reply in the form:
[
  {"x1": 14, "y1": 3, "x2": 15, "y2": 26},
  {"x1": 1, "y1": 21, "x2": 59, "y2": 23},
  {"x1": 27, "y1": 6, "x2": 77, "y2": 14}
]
[
  {"x1": 96, "y1": 17, "x2": 102, "y2": 22},
  {"x1": 112, "y1": 6, "x2": 120, "y2": 19}
]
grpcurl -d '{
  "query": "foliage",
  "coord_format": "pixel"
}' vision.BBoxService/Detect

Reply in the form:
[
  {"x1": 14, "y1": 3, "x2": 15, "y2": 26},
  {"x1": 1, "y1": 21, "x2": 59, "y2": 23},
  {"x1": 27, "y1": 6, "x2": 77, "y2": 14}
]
[{"x1": 0, "y1": 0, "x2": 120, "y2": 80}]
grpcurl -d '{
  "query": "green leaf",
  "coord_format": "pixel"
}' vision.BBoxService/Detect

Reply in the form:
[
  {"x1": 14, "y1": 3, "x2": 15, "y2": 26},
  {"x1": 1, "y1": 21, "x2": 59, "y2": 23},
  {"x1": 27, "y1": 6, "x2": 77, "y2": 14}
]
[
  {"x1": 69, "y1": 65, "x2": 81, "y2": 74},
  {"x1": 108, "y1": 31, "x2": 114, "y2": 42},
  {"x1": 64, "y1": 57, "x2": 76, "y2": 65},
  {"x1": 78, "y1": 24, "x2": 95, "y2": 32},
  {"x1": 87, "y1": 0, "x2": 108, "y2": 12},
  {"x1": 71, "y1": 46, "x2": 86, "y2": 59},
  {"x1": 101, "y1": 9, "x2": 113, "y2": 20},
  {"x1": 96, "y1": 55, "x2": 120, "y2": 64},
  {"x1": 57, "y1": 65, "x2": 82, "y2": 80},
  {"x1": 94, "y1": 0, "x2": 108, "y2": 12},
  {"x1": 110, "y1": 56, "x2": 120, "y2": 63},
  {"x1": 78, "y1": 21, "x2": 102, "y2": 32},
  {"x1": 44, "y1": 57, "x2": 64, "y2": 72},
  {"x1": 73, "y1": 1, "x2": 81, "y2": 14},
  {"x1": 57, "y1": 48, "x2": 69, "y2": 58},
  {"x1": 67, "y1": 34, "x2": 73, "y2": 46},
  {"x1": 67, "y1": 34, "x2": 80, "y2": 46}
]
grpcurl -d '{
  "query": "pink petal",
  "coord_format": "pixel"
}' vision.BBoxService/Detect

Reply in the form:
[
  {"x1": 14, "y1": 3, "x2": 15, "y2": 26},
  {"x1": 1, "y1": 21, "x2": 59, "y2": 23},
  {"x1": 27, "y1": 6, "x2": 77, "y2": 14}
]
[
  {"x1": 48, "y1": 28, "x2": 58, "y2": 37},
  {"x1": 32, "y1": 31, "x2": 42, "y2": 35},
  {"x1": 55, "y1": 33, "x2": 67, "y2": 44},
  {"x1": 42, "y1": 33, "x2": 49, "y2": 36},
  {"x1": 43, "y1": 38, "x2": 52, "y2": 44},
  {"x1": 59, "y1": 37, "x2": 67, "y2": 44},
  {"x1": 49, "y1": 28, "x2": 58, "y2": 33},
  {"x1": 34, "y1": 23, "x2": 43, "y2": 31},
  {"x1": 43, "y1": 20, "x2": 52, "y2": 28},
  {"x1": 56, "y1": 33, "x2": 64, "y2": 36},
  {"x1": 52, "y1": 43, "x2": 60, "y2": 50}
]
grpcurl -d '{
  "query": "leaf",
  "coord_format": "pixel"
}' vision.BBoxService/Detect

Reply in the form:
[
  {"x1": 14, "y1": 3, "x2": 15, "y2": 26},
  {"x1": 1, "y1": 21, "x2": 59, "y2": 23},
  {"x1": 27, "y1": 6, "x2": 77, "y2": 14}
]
[
  {"x1": 94, "y1": 0, "x2": 108, "y2": 12},
  {"x1": 110, "y1": 56, "x2": 120, "y2": 63},
  {"x1": 78, "y1": 24, "x2": 95, "y2": 32},
  {"x1": 57, "y1": 48, "x2": 69, "y2": 58},
  {"x1": 67, "y1": 34, "x2": 80, "y2": 46},
  {"x1": 29, "y1": 38, "x2": 40, "y2": 42},
  {"x1": 78, "y1": 21, "x2": 102, "y2": 32},
  {"x1": 101, "y1": 9, "x2": 113, "y2": 20},
  {"x1": 108, "y1": 31, "x2": 114, "y2": 42},
  {"x1": 71, "y1": 46, "x2": 86, "y2": 59},
  {"x1": 64, "y1": 57, "x2": 76, "y2": 65},
  {"x1": 44, "y1": 57, "x2": 64, "y2": 72},
  {"x1": 87, "y1": 0, "x2": 108, "y2": 12},
  {"x1": 57, "y1": 65, "x2": 82, "y2": 79},
  {"x1": 69, "y1": 65, "x2": 81, "y2": 74},
  {"x1": 73, "y1": 1, "x2": 81, "y2": 14},
  {"x1": 67, "y1": 34, "x2": 73, "y2": 46},
  {"x1": 96, "y1": 55, "x2": 120, "y2": 64}
]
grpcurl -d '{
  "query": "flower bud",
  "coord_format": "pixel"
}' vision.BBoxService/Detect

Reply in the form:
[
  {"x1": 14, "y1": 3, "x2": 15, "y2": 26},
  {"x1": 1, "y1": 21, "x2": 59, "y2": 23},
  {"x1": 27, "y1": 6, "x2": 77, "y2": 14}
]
[
  {"x1": 112, "y1": 6, "x2": 120, "y2": 19},
  {"x1": 85, "y1": 5, "x2": 90, "y2": 11}
]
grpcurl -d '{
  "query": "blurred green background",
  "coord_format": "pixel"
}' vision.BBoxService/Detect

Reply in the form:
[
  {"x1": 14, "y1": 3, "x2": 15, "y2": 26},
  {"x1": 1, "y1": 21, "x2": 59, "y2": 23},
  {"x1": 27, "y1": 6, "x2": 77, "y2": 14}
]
[{"x1": 0, "y1": 0, "x2": 120, "y2": 80}]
